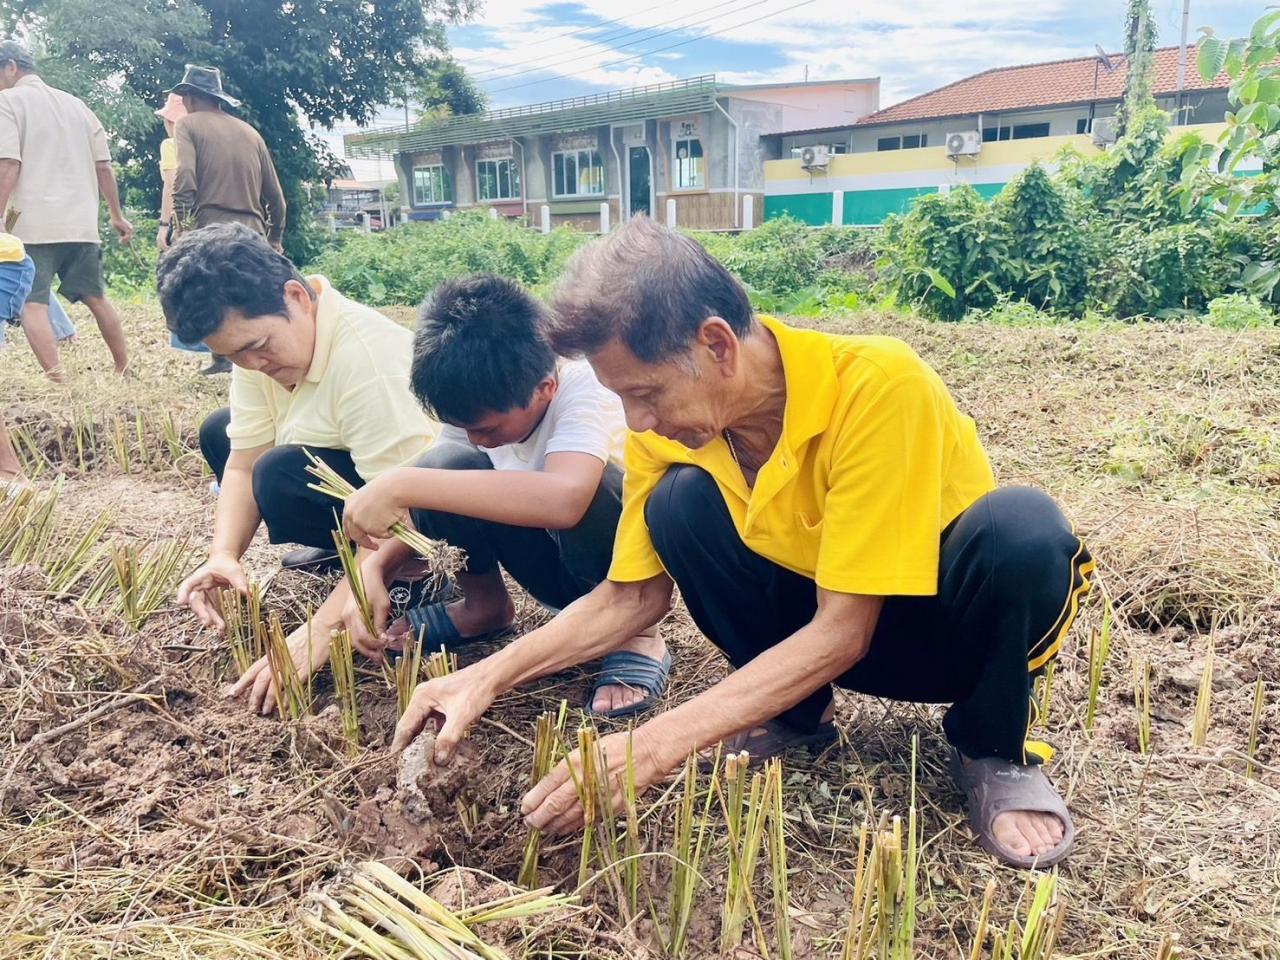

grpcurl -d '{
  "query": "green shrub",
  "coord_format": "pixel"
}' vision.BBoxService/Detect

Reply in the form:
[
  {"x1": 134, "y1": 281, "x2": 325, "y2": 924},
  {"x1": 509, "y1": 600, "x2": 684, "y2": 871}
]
[
  {"x1": 995, "y1": 164, "x2": 1092, "y2": 315},
  {"x1": 101, "y1": 212, "x2": 161, "y2": 298},
  {"x1": 1204, "y1": 293, "x2": 1277, "y2": 328},
  {"x1": 309, "y1": 212, "x2": 589, "y2": 306},
  {"x1": 878, "y1": 186, "x2": 1012, "y2": 321}
]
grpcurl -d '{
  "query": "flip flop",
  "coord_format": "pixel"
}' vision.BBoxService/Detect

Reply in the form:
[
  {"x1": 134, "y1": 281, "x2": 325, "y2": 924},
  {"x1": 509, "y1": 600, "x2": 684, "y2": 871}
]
[
  {"x1": 404, "y1": 600, "x2": 515, "y2": 650},
  {"x1": 697, "y1": 717, "x2": 838, "y2": 772},
  {"x1": 949, "y1": 750, "x2": 1075, "y2": 869},
  {"x1": 586, "y1": 649, "x2": 672, "y2": 720}
]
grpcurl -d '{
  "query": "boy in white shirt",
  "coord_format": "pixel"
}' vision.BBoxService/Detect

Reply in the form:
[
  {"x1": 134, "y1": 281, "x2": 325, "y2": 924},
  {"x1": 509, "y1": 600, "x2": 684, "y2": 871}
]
[{"x1": 232, "y1": 274, "x2": 670, "y2": 718}]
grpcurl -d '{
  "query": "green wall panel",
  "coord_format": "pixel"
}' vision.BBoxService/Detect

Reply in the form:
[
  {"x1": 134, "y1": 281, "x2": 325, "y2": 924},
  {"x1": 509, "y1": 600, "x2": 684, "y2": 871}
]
[
  {"x1": 764, "y1": 193, "x2": 832, "y2": 225},
  {"x1": 841, "y1": 187, "x2": 935, "y2": 225}
]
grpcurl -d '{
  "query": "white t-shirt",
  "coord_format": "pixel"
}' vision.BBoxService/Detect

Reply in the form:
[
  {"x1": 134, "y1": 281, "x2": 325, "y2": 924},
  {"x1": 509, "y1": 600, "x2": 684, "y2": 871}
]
[{"x1": 438, "y1": 359, "x2": 625, "y2": 472}]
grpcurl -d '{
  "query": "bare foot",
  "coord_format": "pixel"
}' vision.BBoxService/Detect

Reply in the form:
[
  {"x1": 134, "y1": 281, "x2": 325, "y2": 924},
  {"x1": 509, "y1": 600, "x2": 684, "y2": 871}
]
[
  {"x1": 591, "y1": 632, "x2": 667, "y2": 714},
  {"x1": 443, "y1": 593, "x2": 515, "y2": 637},
  {"x1": 991, "y1": 808, "x2": 1066, "y2": 859}
]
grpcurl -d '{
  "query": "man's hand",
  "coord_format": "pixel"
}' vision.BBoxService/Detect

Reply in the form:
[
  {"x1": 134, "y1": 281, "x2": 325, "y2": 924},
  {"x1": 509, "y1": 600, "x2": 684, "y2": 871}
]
[
  {"x1": 521, "y1": 729, "x2": 670, "y2": 836},
  {"x1": 226, "y1": 623, "x2": 334, "y2": 715},
  {"x1": 111, "y1": 214, "x2": 134, "y2": 245},
  {"x1": 156, "y1": 223, "x2": 169, "y2": 252},
  {"x1": 391, "y1": 666, "x2": 496, "y2": 761},
  {"x1": 177, "y1": 553, "x2": 249, "y2": 630},
  {"x1": 342, "y1": 473, "x2": 409, "y2": 550},
  {"x1": 342, "y1": 571, "x2": 392, "y2": 659}
]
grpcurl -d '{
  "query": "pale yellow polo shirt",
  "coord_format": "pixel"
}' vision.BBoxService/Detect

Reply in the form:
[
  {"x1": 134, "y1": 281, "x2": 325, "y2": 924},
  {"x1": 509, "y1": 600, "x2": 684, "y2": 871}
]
[
  {"x1": 0, "y1": 75, "x2": 111, "y2": 244},
  {"x1": 608, "y1": 314, "x2": 997, "y2": 596},
  {"x1": 226, "y1": 276, "x2": 438, "y2": 479}
]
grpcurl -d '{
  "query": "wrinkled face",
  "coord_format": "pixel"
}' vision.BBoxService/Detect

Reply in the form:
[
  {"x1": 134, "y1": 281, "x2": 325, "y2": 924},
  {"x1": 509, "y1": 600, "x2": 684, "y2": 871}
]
[
  {"x1": 454, "y1": 377, "x2": 557, "y2": 449},
  {"x1": 201, "y1": 279, "x2": 317, "y2": 387},
  {"x1": 589, "y1": 331, "x2": 734, "y2": 450}
]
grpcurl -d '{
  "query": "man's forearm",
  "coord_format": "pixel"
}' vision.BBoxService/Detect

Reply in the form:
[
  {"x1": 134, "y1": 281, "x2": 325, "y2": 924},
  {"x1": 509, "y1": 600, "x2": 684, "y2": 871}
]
[
  {"x1": 386, "y1": 466, "x2": 597, "y2": 530},
  {"x1": 0, "y1": 158, "x2": 20, "y2": 220},
  {"x1": 95, "y1": 162, "x2": 124, "y2": 218},
  {"x1": 210, "y1": 467, "x2": 262, "y2": 561},
  {"x1": 638, "y1": 596, "x2": 882, "y2": 768},
  {"x1": 475, "y1": 577, "x2": 672, "y2": 694}
]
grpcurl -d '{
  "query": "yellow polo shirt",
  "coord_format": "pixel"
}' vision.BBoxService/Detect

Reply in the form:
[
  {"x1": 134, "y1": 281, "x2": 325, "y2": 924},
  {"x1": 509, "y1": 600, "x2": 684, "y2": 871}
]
[
  {"x1": 226, "y1": 275, "x2": 437, "y2": 479},
  {"x1": 608, "y1": 315, "x2": 996, "y2": 596}
]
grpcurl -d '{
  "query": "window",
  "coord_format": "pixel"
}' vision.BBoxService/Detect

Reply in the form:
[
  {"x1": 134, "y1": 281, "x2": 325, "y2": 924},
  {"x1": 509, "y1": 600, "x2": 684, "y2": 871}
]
[
  {"x1": 982, "y1": 126, "x2": 1012, "y2": 142},
  {"x1": 902, "y1": 134, "x2": 928, "y2": 149},
  {"x1": 877, "y1": 136, "x2": 901, "y2": 151},
  {"x1": 552, "y1": 149, "x2": 605, "y2": 197},
  {"x1": 674, "y1": 137, "x2": 704, "y2": 189},
  {"x1": 412, "y1": 165, "x2": 449, "y2": 205},
  {"x1": 477, "y1": 158, "x2": 520, "y2": 201},
  {"x1": 829, "y1": 142, "x2": 849, "y2": 154},
  {"x1": 1012, "y1": 122, "x2": 1051, "y2": 140},
  {"x1": 1076, "y1": 117, "x2": 1092, "y2": 134}
]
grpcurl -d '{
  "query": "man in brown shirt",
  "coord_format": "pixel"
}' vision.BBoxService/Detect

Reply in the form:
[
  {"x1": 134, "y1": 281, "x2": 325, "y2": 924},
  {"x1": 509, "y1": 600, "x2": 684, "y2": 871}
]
[{"x1": 171, "y1": 65, "x2": 286, "y2": 251}]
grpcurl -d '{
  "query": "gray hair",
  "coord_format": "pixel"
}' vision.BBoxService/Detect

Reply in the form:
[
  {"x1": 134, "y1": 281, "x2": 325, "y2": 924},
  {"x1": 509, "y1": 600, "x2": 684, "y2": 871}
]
[
  {"x1": 0, "y1": 39, "x2": 35, "y2": 71},
  {"x1": 545, "y1": 215, "x2": 755, "y2": 362}
]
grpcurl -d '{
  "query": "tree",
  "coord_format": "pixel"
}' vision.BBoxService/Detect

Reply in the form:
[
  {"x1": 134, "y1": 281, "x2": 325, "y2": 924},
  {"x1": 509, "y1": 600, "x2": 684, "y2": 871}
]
[
  {"x1": 0, "y1": 0, "x2": 479, "y2": 261},
  {"x1": 1116, "y1": 0, "x2": 1158, "y2": 136}
]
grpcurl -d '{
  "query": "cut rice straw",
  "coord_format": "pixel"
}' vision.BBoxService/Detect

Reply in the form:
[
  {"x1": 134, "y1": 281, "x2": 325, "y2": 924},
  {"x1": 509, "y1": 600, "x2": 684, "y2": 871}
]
[{"x1": 305, "y1": 449, "x2": 439, "y2": 558}]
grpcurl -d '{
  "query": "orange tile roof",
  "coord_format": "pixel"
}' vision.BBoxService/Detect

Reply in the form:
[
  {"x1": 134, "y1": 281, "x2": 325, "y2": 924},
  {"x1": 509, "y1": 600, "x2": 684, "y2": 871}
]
[{"x1": 857, "y1": 46, "x2": 1230, "y2": 127}]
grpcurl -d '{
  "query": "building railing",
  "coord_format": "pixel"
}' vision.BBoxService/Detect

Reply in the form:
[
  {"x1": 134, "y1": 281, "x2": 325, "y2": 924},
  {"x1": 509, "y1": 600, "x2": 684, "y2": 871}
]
[{"x1": 354, "y1": 75, "x2": 718, "y2": 139}]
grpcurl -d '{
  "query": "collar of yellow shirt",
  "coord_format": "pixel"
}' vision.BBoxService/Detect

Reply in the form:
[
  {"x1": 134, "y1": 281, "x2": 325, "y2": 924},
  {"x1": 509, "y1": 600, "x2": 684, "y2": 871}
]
[
  {"x1": 709, "y1": 313, "x2": 838, "y2": 512},
  {"x1": 301, "y1": 275, "x2": 341, "y2": 385}
]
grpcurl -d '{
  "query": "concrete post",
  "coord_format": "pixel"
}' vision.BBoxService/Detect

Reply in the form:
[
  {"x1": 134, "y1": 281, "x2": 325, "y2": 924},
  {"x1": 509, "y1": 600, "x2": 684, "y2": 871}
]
[
  {"x1": 742, "y1": 194, "x2": 754, "y2": 230},
  {"x1": 665, "y1": 197, "x2": 677, "y2": 228},
  {"x1": 488, "y1": 206, "x2": 499, "y2": 220},
  {"x1": 599, "y1": 202, "x2": 610, "y2": 233},
  {"x1": 831, "y1": 190, "x2": 844, "y2": 227},
  {"x1": 540, "y1": 205, "x2": 551, "y2": 235}
]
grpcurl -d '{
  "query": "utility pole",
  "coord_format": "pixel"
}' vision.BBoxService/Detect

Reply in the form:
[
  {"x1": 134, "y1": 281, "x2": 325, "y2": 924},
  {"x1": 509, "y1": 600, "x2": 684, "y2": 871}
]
[{"x1": 1174, "y1": 0, "x2": 1191, "y2": 124}]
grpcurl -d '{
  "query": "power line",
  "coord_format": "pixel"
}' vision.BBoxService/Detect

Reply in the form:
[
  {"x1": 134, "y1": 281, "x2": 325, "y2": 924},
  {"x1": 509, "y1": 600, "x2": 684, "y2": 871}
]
[
  {"x1": 475, "y1": 0, "x2": 691, "y2": 65},
  {"x1": 467, "y1": 0, "x2": 750, "y2": 80},
  {"x1": 487, "y1": 0, "x2": 817, "y2": 96}
]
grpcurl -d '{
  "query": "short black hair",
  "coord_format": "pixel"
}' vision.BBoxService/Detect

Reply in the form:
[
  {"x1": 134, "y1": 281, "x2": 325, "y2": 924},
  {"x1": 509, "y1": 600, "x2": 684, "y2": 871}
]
[
  {"x1": 411, "y1": 274, "x2": 556, "y2": 425},
  {"x1": 546, "y1": 215, "x2": 754, "y2": 362},
  {"x1": 156, "y1": 223, "x2": 309, "y2": 343}
]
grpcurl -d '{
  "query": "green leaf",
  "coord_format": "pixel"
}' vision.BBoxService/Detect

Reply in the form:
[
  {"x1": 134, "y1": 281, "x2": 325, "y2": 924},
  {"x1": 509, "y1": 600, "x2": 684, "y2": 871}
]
[
  {"x1": 926, "y1": 268, "x2": 956, "y2": 299},
  {"x1": 1250, "y1": 9, "x2": 1280, "y2": 43},
  {"x1": 1198, "y1": 35, "x2": 1228, "y2": 82}
]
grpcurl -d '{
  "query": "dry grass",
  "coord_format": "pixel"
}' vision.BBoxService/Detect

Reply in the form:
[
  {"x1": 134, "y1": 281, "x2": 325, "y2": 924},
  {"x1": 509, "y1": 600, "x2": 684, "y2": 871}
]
[{"x1": 1, "y1": 303, "x2": 1278, "y2": 958}]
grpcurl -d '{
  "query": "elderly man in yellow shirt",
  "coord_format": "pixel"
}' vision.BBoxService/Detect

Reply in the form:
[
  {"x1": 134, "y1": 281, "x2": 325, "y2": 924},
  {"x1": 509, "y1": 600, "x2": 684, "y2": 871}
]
[
  {"x1": 392, "y1": 217, "x2": 1094, "y2": 871},
  {"x1": 156, "y1": 223, "x2": 437, "y2": 626}
]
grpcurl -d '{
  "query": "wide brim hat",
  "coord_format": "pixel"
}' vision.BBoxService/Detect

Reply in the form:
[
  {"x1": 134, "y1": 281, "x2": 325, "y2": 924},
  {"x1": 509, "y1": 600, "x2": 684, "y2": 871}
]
[
  {"x1": 154, "y1": 92, "x2": 188, "y2": 124},
  {"x1": 168, "y1": 63, "x2": 241, "y2": 108}
]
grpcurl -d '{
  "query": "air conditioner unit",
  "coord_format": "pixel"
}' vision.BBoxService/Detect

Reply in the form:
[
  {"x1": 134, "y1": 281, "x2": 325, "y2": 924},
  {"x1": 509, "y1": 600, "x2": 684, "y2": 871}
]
[
  {"x1": 1091, "y1": 116, "x2": 1118, "y2": 147},
  {"x1": 799, "y1": 144, "x2": 831, "y2": 170},
  {"x1": 945, "y1": 131, "x2": 982, "y2": 158}
]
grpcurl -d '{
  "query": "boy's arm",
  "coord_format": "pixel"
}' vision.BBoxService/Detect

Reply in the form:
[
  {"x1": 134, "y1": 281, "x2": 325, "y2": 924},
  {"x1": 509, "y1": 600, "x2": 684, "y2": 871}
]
[{"x1": 342, "y1": 451, "x2": 605, "y2": 549}]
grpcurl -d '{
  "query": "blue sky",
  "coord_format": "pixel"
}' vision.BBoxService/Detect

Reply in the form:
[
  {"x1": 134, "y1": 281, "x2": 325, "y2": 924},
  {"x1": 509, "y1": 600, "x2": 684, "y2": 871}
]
[{"x1": 334, "y1": 0, "x2": 1260, "y2": 178}]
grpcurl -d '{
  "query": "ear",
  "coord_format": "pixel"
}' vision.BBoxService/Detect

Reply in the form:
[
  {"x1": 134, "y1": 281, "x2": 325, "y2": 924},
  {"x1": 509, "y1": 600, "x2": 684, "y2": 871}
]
[
  {"x1": 282, "y1": 278, "x2": 311, "y2": 312},
  {"x1": 531, "y1": 374, "x2": 558, "y2": 405},
  {"x1": 696, "y1": 316, "x2": 739, "y2": 375}
]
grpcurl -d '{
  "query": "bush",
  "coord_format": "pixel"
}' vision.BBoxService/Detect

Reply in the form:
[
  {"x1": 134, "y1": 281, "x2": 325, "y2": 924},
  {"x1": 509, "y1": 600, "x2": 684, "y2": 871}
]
[
  {"x1": 878, "y1": 186, "x2": 1012, "y2": 321},
  {"x1": 994, "y1": 164, "x2": 1091, "y2": 315},
  {"x1": 101, "y1": 212, "x2": 161, "y2": 298},
  {"x1": 1204, "y1": 293, "x2": 1277, "y2": 328},
  {"x1": 308, "y1": 212, "x2": 589, "y2": 306}
]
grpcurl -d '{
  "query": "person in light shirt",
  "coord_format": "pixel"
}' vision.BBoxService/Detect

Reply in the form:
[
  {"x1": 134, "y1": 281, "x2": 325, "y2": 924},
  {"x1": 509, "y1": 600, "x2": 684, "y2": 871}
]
[
  {"x1": 231, "y1": 274, "x2": 671, "y2": 720},
  {"x1": 156, "y1": 223, "x2": 437, "y2": 638}
]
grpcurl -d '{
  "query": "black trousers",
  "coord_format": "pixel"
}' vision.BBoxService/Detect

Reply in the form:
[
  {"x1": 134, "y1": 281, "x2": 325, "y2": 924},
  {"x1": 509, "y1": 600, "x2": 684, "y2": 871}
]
[
  {"x1": 410, "y1": 444, "x2": 624, "y2": 611},
  {"x1": 645, "y1": 466, "x2": 1093, "y2": 765},
  {"x1": 199, "y1": 407, "x2": 363, "y2": 549}
]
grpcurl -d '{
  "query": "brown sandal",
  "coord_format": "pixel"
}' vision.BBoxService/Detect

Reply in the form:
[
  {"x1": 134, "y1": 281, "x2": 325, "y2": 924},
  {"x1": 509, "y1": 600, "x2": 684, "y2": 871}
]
[
  {"x1": 697, "y1": 718, "x2": 838, "y2": 772},
  {"x1": 949, "y1": 750, "x2": 1075, "y2": 869}
]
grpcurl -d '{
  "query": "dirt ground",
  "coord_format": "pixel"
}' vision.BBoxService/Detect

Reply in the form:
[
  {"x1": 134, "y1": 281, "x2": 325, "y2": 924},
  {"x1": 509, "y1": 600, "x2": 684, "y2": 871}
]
[{"x1": 1, "y1": 303, "x2": 1277, "y2": 959}]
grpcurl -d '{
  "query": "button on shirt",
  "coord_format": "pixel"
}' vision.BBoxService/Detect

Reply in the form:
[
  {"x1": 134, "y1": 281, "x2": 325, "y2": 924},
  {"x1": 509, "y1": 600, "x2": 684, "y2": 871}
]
[
  {"x1": 608, "y1": 314, "x2": 997, "y2": 596},
  {"x1": 0, "y1": 75, "x2": 110, "y2": 244},
  {"x1": 226, "y1": 276, "x2": 438, "y2": 479}
]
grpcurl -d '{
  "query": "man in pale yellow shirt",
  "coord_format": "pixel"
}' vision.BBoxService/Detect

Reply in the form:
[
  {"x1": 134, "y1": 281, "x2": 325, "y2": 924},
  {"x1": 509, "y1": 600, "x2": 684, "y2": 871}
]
[
  {"x1": 0, "y1": 39, "x2": 132, "y2": 379},
  {"x1": 155, "y1": 223, "x2": 437, "y2": 627}
]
